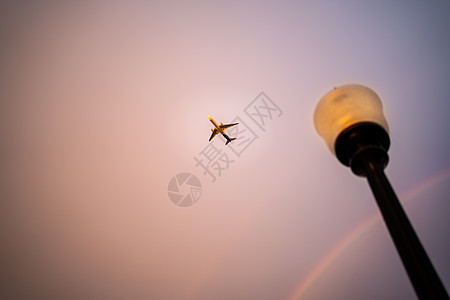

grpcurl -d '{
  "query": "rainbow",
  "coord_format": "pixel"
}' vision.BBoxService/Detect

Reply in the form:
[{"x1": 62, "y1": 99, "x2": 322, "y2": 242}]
[{"x1": 286, "y1": 167, "x2": 450, "y2": 300}]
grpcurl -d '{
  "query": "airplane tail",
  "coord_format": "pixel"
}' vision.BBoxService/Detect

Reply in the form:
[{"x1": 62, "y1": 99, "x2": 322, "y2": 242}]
[{"x1": 225, "y1": 137, "x2": 236, "y2": 145}]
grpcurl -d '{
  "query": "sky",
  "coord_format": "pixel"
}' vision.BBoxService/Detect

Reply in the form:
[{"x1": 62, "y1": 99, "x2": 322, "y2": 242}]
[{"x1": 1, "y1": 1, "x2": 450, "y2": 299}]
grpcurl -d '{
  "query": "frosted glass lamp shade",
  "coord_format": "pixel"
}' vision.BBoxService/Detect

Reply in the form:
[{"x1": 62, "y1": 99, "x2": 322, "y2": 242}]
[{"x1": 314, "y1": 84, "x2": 389, "y2": 155}]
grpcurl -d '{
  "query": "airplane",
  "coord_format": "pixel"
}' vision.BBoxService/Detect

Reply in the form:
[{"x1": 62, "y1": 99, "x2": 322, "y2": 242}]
[{"x1": 208, "y1": 116, "x2": 239, "y2": 145}]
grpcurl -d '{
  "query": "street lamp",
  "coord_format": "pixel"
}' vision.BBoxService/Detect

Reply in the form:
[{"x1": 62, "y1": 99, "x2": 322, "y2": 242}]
[{"x1": 314, "y1": 84, "x2": 449, "y2": 300}]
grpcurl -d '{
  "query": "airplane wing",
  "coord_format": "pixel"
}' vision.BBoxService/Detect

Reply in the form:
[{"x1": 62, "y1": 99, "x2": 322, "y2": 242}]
[
  {"x1": 209, "y1": 129, "x2": 219, "y2": 141},
  {"x1": 219, "y1": 122, "x2": 239, "y2": 130}
]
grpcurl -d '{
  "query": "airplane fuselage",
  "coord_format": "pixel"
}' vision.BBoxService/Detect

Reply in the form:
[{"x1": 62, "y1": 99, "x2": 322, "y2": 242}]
[
  {"x1": 208, "y1": 117, "x2": 225, "y2": 134},
  {"x1": 207, "y1": 116, "x2": 238, "y2": 145}
]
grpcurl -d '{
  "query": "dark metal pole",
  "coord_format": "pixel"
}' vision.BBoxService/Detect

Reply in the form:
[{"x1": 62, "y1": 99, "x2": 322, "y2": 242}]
[
  {"x1": 335, "y1": 122, "x2": 449, "y2": 300},
  {"x1": 361, "y1": 158, "x2": 449, "y2": 300}
]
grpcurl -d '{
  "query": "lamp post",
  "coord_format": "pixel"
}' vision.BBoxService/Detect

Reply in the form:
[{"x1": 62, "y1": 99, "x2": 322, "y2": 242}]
[{"x1": 313, "y1": 84, "x2": 449, "y2": 300}]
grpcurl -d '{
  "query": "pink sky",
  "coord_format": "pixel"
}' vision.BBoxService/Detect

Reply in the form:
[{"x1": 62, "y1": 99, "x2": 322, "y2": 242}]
[{"x1": 2, "y1": 1, "x2": 450, "y2": 299}]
